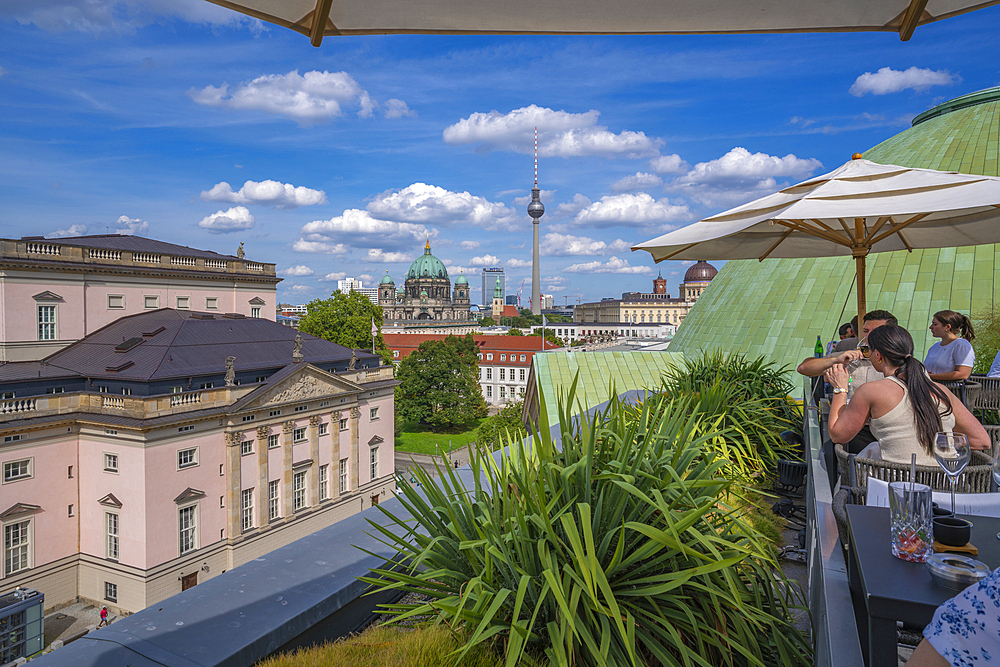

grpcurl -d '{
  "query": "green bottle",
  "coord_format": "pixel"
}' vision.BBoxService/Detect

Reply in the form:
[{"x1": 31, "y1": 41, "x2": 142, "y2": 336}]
[{"x1": 814, "y1": 335, "x2": 824, "y2": 358}]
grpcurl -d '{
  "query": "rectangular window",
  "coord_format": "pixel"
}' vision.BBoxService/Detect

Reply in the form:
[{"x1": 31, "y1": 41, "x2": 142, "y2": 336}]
[
  {"x1": 268, "y1": 480, "x2": 280, "y2": 521},
  {"x1": 267, "y1": 434, "x2": 279, "y2": 449},
  {"x1": 106, "y1": 512, "x2": 119, "y2": 561},
  {"x1": 170, "y1": 386, "x2": 183, "y2": 394},
  {"x1": 293, "y1": 472, "x2": 307, "y2": 512},
  {"x1": 108, "y1": 295, "x2": 124, "y2": 309},
  {"x1": 499, "y1": 368, "x2": 505, "y2": 381},
  {"x1": 318, "y1": 422, "x2": 328, "y2": 435},
  {"x1": 0, "y1": 391, "x2": 13, "y2": 399},
  {"x1": 38, "y1": 304, "x2": 56, "y2": 341},
  {"x1": 255, "y1": 376, "x2": 267, "y2": 383},
  {"x1": 3, "y1": 434, "x2": 26, "y2": 443},
  {"x1": 293, "y1": 428, "x2": 306, "y2": 443},
  {"x1": 177, "y1": 448, "x2": 198, "y2": 469},
  {"x1": 178, "y1": 424, "x2": 195, "y2": 433},
  {"x1": 144, "y1": 295, "x2": 159, "y2": 309},
  {"x1": 486, "y1": 368, "x2": 492, "y2": 380},
  {"x1": 103, "y1": 453, "x2": 119, "y2": 473},
  {"x1": 45, "y1": 386, "x2": 65, "y2": 394},
  {"x1": 3, "y1": 459, "x2": 32, "y2": 483},
  {"x1": 486, "y1": 386, "x2": 492, "y2": 398},
  {"x1": 339, "y1": 459, "x2": 348, "y2": 494},
  {"x1": 240, "y1": 440, "x2": 253, "y2": 456},
  {"x1": 251, "y1": 307, "x2": 261, "y2": 318},
  {"x1": 68, "y1": 504, "x2": 74, "y2": 517},
  {"x1": 176, "y1": 296, "x2": 190, "y2": 309},
  {"x1": 319, "y1": 465, "x2": 329, "y2": 500},
  {"x1": 520, "y1": 355, "x2": 526, "y2": 362},
  {"x1": 520, "y1": 368, "x2": 525, "y2": 382},
  {"x1": 4, "y1": 520, "x2": 31, "y2": 575},
  {"x1": 105, "y1": 582, "x2": 117, "y2": 603},
  {"x1": 294, "y1": 405, "x2": 307, "y2": 412},
  {"x1": 370, "y1": 407, "x2": 379, "y2": 421},
  {"x1": 500, "y1": 386, "x2": 506, "y2": 398},
  {"x1": 339, "y1": 418, "x2": 348, "y2": 431},
  {"x1": 486, "y1": 353, "x2": 493, "y2": 361},
  {"x1": 370, "y1": 447, "x2": 379, "y2": 480},
  {"x1": 121, "y1": 387, "x2": 132, "y2": 396},
  {"x1": 269, "y1": 409, "x2": 281, "y2": 417},
  {"x1": 178, "y1": 505, "x2": 197, "y2": 555},
  {"x1": 241, "y1": 488, "x2": 254, "y2": 533},
  {"x1": 199, "y1": 382, "x2": 214, "y2": 390},
  {"x1": 206, "y1": 297, "x2": 218, "y2": 310},
  {"x1": 500, "y1": 354, "x2": 506, "y2": 361}
]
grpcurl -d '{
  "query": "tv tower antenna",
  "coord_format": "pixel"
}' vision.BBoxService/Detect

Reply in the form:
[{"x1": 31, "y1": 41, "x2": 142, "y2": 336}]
[{"x1": 528, "y1": 127, "x2": 545, "y2": 315}]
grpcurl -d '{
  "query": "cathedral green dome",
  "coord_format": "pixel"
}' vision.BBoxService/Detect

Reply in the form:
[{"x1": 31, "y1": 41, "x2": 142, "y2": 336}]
[
  {"x1": 455, "y1": 273, "x2": 469, "y2": 286},
  {"x1": 667, "y1": 86, "x2": 1000, "y2": 373},
  {"x1": 406, "y1": 239, "x2": 450, "y2": 281},
  {"x1": 380, "y1": 271, "x2": 394, "y2": 285}
]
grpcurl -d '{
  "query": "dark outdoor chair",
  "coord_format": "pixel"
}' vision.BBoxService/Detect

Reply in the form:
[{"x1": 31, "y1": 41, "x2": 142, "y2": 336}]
[{"x1": 853, "y1": 450, "x2": 993, "y2": 494}]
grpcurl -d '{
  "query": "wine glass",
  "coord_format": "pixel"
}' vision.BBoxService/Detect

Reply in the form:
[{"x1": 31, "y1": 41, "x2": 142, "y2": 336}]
[
  {"x1": 934, "y1": 432, "x2": 971, "y2": 516},
  {"x1": 992, "y1": 447, "x2": 1000, "y2": 539}
]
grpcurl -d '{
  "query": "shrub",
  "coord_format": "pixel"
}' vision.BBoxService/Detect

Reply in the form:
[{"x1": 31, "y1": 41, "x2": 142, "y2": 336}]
[
  {"x1": 971, "y1": 306, "x2": 1000, "y2": 375},
  {"x1": 475, "y1": 401, "x2": 527, "y2": 451},
  {"x1": 362, "y1": 384, "x2": 812, "y2": 667}
]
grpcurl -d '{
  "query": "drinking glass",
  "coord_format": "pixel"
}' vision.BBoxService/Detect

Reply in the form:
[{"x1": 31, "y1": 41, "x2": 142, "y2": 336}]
[
  {"x1": 992, "y1": 448, "x2": 1000, "y2": 539},
  {"x1": 889, "y1": 481, "x2": 934, "y2": 562},
  {"x1": 934, "y1": 432, "x2": 971, "y2": 516}
]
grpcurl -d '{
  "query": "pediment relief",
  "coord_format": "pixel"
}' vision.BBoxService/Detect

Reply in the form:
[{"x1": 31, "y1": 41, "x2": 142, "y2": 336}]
[
  {"x1": 33, "y1": 291, "x2": 63, "y2": 301},
  {"x1": 0, "y1": 503, "x2": 41, "y2": 519},
  {"x1": 98, "y1": 493, "x2": 122, "y2": 508},
  {"x1": 248, "y1": 297, "x2": 266, "y2": 305},
  {"x1": 243, "y1": 366, "x2": 362, "y2": 410},
  {"x1": 174, "y1": 488, "x2": 206, "y2": 504},
  {"x1": 368, "y1": 435, "x2": 384, "y2": 446}
]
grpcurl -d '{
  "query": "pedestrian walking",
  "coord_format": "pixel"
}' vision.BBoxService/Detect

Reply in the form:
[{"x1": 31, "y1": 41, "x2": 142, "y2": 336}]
[{"x1": 98, "y1": 605, "x2": 109, "y2": 627}]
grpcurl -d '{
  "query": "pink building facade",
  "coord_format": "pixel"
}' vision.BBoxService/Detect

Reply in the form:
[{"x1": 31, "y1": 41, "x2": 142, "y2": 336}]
[
  {"x1": 0, "y1": 311, "x2": 396, "y2": 614},
  {"x1": 0, "y1": 235, "x2": 279, "y2": 362}
]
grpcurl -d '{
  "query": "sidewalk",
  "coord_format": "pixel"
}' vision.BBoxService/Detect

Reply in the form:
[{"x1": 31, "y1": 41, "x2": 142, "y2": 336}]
[{"x1": 40, "y1": 602, "x2": 118, "y2": 657}]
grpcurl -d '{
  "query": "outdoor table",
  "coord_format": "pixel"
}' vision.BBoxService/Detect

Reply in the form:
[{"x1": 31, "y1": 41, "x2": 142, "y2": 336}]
[{"x1": 846, "y1": 504, "x2": 1000, "y2": 667}]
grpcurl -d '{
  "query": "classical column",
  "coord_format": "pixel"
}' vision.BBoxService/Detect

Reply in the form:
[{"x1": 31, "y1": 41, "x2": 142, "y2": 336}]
[
  {"x1": 282, "y1": 420, "x2": 295, "y2": 517},
  {"x1": 309, "y1": 415, "x2": 321, "y2": 505},
  {"x1": 225, "y1": 431, "x2": 243, "y2": 540},
  {"x1": 350, "y1": 406, "x2": 360, "y2": 491},
  {"x1": 256, "y1": 425, "x2": 270, "y2": 527}
]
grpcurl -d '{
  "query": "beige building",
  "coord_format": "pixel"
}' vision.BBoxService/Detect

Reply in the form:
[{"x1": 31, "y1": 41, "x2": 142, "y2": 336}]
[{"x1": 575, "y1": 261, "x2": 718, "y2": 326}]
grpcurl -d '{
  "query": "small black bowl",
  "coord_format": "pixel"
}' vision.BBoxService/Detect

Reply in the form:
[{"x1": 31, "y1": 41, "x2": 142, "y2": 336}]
[
  {"x1": 933, "y1": 506, "x2": 955, "y2": 518},
  {"x1": 934, "y1": 517, "x2": 973, "y2": 547}
]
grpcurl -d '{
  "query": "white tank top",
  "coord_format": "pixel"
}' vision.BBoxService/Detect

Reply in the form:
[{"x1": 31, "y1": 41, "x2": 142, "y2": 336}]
[{"x1": 868, "y1": 376, "x2": 955, "y2": 467}]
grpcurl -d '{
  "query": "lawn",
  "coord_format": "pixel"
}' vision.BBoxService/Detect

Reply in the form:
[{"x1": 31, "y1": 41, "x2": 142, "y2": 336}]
[{"x1": 394, "y1": 418, "x2": 486, "y2": 456}]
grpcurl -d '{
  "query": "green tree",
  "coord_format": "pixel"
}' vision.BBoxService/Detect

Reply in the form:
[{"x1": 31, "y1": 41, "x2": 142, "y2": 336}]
[
  {"x1": 479, "y1": 316, "x2": 496, "y2": 327},
  {"x1": 475, "y1": 400, "x2": 526, "y2": 450},
  {"x1": 972, "y1": 306, "x2": 1000, "y2": 374},
  {"x1": 507, "y1": 328, "x2": 524, "y2": 336},
  {"x1": 529, "y1": 329, "x2": 564, "y2": 347},
  {"x1": 298, "y1": 291, "x2": 392, "y2": 365},
  {"x1": 395, "y1": 334, "x2": 488, "y2": 430}
]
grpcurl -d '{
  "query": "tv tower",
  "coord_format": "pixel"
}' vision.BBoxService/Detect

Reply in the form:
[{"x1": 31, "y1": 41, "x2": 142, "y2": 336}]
[{"x1": 528, "y1": 127, "x2": 545, "y2": 315}]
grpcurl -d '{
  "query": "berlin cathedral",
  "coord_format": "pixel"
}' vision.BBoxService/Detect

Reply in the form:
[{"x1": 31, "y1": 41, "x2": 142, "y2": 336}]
[{"x1": 378, "y1": 240, "x2": 473, "y2": 321}]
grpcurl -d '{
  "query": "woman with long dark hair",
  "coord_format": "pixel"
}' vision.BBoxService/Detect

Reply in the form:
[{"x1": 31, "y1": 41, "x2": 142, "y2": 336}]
[
  {"x1": 924, "y1": 310, "x2": 975, "y2": 382},
  {"x1": 825, "y1": 325, "x2": 988, "y2": 466}
]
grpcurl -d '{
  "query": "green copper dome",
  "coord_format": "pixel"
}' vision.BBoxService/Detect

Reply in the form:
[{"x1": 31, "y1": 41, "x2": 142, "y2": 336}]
[
  {"x1": 455, "y1": 273, "x2": 469, "y2": 286},
  {"x1": 380, "y1": 271, "x2": 394, "y2": 285},
  {"x1": 667, "y1": 87, "x2": 1000, "y2": 373},
  {"x1": 406, "y1": 239, "x2": 450, "y2": 281}
]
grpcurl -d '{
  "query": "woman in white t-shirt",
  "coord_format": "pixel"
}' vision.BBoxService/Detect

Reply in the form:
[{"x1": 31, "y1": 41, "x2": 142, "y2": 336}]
[{"x1": 923, "y1": 310, "x2": 975, "y2": 382}]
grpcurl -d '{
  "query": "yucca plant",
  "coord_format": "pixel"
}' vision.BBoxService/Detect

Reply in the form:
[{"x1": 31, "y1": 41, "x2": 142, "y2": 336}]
[{"x1": 360, "y1": 383, "x2": 812, "y2": 667}]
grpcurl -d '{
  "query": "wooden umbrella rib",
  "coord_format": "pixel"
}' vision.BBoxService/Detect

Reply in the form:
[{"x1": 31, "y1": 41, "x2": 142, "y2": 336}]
[
  {"x1": 655, "y1": 243, "x2": 699, "y2": 262},
  {"x1": 899, "y1": 0, "x2": 930, "y2": 40},
  {"x1": 758, "y1": 228, "x2": 794, "y2": 261},
  {"x1": 869, "y1": 212, "x2": 929, "y2": 245},
  {"x1": 772, "y1": 219, "x2": 851, "y2": 246},
  {"x1": 837, "y1": 218, "x2": 854, "y2": 237},
  {"x1": 310, "y1": 0, "x2": 336, "y2": 45},
  {"x1": 862, "y1": 216, "x2": 892, "y2": 244},
  {"x1": 809, "y1": 218, "x2": 839, "y2": 233}
]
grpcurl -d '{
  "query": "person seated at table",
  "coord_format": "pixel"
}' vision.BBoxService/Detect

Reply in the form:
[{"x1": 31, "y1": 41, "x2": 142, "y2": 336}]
[
  {"x1": 905, "y1": 566, "x2": 1000, "y2": 666},
  {"x1": 924, "y1": 310, "x2": 976, "y2": 382},
  {"x1": 988, "y1": 348, "x2": 1000, "y2": 378},
  {"x1": 825, "y1": 325, "x2": 989, "y2": 466},
  {"x1": 839, "y1": 322, "x2": 855, "y2": 340}
]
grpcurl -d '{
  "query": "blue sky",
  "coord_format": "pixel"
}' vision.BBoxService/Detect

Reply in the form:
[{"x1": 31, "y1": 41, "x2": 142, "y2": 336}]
[{"x1": 2, "y1": 3, "x2": 1000, "y2": 307}]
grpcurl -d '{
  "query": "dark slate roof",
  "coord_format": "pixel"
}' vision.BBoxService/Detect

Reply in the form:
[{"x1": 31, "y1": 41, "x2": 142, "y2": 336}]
[
  {"x1": 0, "y1": 310, "x2": 380, "y2": 383},
  {"x1": 19, "y1": 234, "x2": 241, "y2": 261},
  {"x1": 0, "y1": 361, "x2": 77, "y2": 382}
]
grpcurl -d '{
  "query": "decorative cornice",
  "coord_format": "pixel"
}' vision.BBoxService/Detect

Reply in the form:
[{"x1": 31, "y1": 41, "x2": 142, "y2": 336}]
[
  {"x1": 368, "y1": 435, "x2": 384, "y2": 446},
  {"x1": 0, "y1": 502, "x2": 41, "y2": 519},
  {"x1": 98, "y1": 493, "x2": 123, "y2": 508},
  {"x1": 174, "y1": 488, "x2": 206, "y2": 504}
]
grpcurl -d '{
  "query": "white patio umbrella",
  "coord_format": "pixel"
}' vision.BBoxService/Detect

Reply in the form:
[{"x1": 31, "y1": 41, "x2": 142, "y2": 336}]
[
  {"x1": 205, "y1": 0, "x2": 997, "y2": 46},
  {"x1": 631, "y1": 156, "x2": 1000, "y2": 332}
]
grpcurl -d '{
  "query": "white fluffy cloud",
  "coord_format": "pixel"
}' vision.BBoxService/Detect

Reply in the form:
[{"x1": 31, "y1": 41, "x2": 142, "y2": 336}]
[
  {"x1": 670, "y1": 147, "x2": 822, "y2": 206},
  {"x1": 648, "y1": 154, "x2": 689, "y2": 174},
  {"x1": 573, "y1": 193, "x2": 690, "y2": 228},
  {"x1": 279, "y1": 265, "x2": 315, "y2": 277},
  {"x1": 295, "y1": 209, "x2": 429, "y2": 254},
  {"x1": 318, "y1": 271, "x2": 347, "y2": 282},
  {"x1": 113, "y1": 215, "x2": 149, "y2": 235},
  {"x1": 46, "y1": 224, "x2": 88, "y2": 238},
  {"x1": 507, "y1": 259, "x2": 532, "y2": 268},
  {"x1": 468, "y1": 254, "x2": 501, "y2": 266},
  {"x1": 188, "y1": 70, "x2": 382, "y2": 125},
  {"x1": 610, "y1": 172, "x2": 663, "y2": 192},
  {"x1": 460, "y1": 240, "x2": 481, "y2": 250},
  {"x1": 367, "y1": 249, "x2": 412, "y2": 263},
  {"x1": 201, "y1": 180, "x2": 326, "y2": 209},
  {"x1": 541, "y1": 233, "x2": 630, "y2": 256},
  {"x1": 0, "y1": 0, "x2": 254, "y2": 33},
  {"x1": 367, "y1": 183, "x2": 518, "y2": 230},
  {"x1": 384, "y1": 99, "x2": 416, "y2": 119},
  {"x1": 198, "y1": 206, "x2": 255, "y2": 233},
  {"x1": 564, "y1": 256, "x2": 654, "y2": 274},
  {"x1": 850, "y1": 67, "x2": 959, "y2": 96},
  {"x1": 512, "y1": 189, "x2": 556, "y2": 206},
  {"x1": 443, "y1": 105, "x2": 662, "y2": 158},
  {"x1": 555, "y1": 194, "x2": 592, "y2": 218}
]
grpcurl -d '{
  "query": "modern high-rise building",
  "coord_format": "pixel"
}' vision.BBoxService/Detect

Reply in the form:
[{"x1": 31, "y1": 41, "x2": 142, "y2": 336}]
[
  {"x1": 336, "y1": 277, "x2": 378, "y2": 305},
  {"x1": 480, "y1": 268, "x2": 504, "y2": 307}
]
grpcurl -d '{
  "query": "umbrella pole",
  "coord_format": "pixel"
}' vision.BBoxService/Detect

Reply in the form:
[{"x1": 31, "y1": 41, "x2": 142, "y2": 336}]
[{"x1": 855, "y1": 253, "x2": 867, "y2": 341}]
